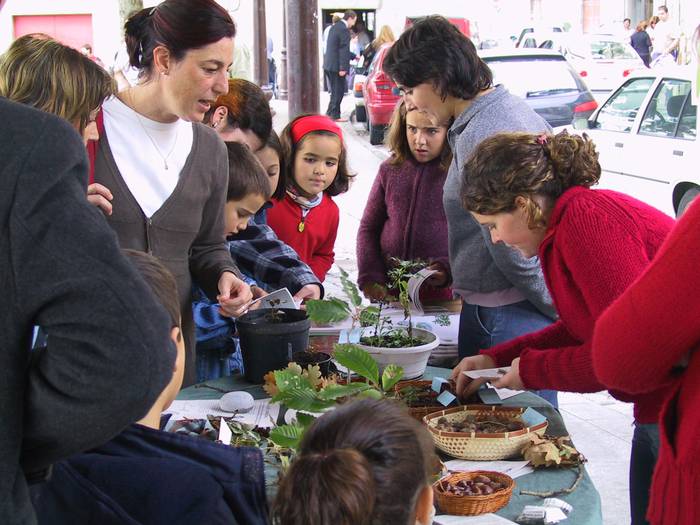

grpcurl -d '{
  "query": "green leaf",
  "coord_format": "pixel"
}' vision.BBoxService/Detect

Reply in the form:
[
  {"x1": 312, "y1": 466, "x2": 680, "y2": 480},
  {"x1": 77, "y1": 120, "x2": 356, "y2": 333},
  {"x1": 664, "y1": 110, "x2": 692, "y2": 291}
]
[
  {"x1": 317, "y1": 382, "x2": 372, "y2": 400},
  {"x1": 273, "y1": 369, "x2": 312, "y2": 392},
  {"x1": 276, "y1": 387, "x2": 336, "y2": 412},
  {"x1": 359, "y1": 306, "x2": 380, "y2": 327},
  {"x1": 381, "y1": 364, "x2": 404, "y2": 391},
  {"x1": 359, "y1": 389, "x2": 384, "y2": 400},
  {"x1": 269, "y1": 423, "x2": 305, "y2": 449},
  {"x1": 333, "y1": 344, "x2": 379, "y2": 385},
  {"x1": 295, "y1": 412, "x2": 317, "y2": 428},
  {"x1": 340, "y1": 267, "x2": 362, "y2": 308},
  {"x1": 306, "y1": 297, "x2": 351, "y2": 324}
]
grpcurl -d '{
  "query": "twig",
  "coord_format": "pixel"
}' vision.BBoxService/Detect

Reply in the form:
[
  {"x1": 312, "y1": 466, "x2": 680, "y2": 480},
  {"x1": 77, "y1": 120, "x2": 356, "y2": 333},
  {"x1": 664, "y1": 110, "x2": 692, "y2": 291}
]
[{"x1": 520, "y1": 465, "x2": 585, "y2": 498}]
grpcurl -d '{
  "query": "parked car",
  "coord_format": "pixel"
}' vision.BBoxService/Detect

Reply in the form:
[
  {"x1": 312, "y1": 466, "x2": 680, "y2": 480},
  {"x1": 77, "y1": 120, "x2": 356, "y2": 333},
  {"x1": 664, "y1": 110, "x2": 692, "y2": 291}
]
[
  {"x1": 352, "y1": 65, "x2": 367, "y2": 123},
  {"x1": 362, "y1": 43, "x2": 400, "y2": 145},
  {"x1": 480, "y1": 48, "x2": 598, "y2": 127},
  {"x1": 568, "y1": 66, "x2": 697, "y2": 217},
  {"x1": 515, "y1": 25, "x2": 563, "y2": 48},
  {"x1": 564, "y1": 34, "x2": 645, "y2": 92}
]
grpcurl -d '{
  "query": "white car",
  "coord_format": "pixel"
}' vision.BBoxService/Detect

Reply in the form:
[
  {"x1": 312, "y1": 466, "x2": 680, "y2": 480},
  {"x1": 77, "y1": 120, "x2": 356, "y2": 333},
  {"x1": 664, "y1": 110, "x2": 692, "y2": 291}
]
[
  {"x1": 564, "y1": 34, "x2": 645, "y2": 92},
  {"x1": 569, "y1": 66, "x2": 697, "y2": 217}
]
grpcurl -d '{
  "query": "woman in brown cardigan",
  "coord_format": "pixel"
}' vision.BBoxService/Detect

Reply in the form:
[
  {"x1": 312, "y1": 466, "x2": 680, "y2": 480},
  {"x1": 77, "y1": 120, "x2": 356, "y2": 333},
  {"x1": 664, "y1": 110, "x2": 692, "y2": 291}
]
[{"x1": 92, "y1": 0, "x2": 252, "y2": 386}]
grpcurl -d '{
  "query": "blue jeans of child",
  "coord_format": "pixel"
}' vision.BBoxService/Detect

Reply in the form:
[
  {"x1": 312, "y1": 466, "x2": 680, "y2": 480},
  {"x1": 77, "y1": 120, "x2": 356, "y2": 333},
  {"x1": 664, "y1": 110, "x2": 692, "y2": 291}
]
[
  {"x1": 195, "y1": 336, "x2": 244, "y2": 384},
  {"x1": 630, "y1": 423, "x2": 660, "y2": 525},
  {"x1": 458, "y1": 300, "x2": 558, "y2": 408}
]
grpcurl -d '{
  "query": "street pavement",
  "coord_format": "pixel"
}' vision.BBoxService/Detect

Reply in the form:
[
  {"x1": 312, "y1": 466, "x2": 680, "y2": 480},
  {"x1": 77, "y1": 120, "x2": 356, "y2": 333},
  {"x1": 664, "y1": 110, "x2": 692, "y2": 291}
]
[{"x1": 271, "y1": 92, "x2": 631, "y2": 525}]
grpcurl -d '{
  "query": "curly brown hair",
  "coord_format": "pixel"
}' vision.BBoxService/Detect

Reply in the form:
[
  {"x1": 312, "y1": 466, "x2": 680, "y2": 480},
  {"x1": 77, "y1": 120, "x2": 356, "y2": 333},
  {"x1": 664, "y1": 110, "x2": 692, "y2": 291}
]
[
  {"x1": 279, "y1": 113, "x2": 355, "y2": 197},
  {"x1": 461, "y1": 130, "x2": 601, "y2": 229},
  {"x1": 386, "y1": 99, "x2": 452, "y2": 170}
]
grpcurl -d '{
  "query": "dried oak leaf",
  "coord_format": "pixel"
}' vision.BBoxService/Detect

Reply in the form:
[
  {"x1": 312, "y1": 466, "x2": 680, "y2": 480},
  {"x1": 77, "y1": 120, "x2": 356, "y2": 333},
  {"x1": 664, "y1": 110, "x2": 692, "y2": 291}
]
[
  {"x1": 262, "y1": 371, "x2": 279, "y2": 397},
  {"x1": 523, "y1": 441, "x2": 562, "y2": 467},
  {"x1": 302, "y1": 365, "x2": 323, "y2": 388}
]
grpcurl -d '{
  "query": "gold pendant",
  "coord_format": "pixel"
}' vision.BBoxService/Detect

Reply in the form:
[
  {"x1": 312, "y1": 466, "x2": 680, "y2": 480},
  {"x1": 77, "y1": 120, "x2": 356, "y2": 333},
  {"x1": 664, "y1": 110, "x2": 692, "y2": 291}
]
[{"x1": 297, "y1": 221, "x2": 305, "y2": 233}]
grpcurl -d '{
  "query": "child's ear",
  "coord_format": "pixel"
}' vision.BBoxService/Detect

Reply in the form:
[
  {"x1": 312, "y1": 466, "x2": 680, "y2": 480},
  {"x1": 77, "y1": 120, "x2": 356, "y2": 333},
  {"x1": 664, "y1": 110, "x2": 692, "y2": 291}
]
[{"x1": 514, "y1": 195, "x2": 529, "y2": 209}]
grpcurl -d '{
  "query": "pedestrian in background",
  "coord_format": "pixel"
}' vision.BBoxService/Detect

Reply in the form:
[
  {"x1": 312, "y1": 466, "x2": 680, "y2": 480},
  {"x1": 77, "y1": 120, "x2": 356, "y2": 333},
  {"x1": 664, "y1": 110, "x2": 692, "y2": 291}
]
[
  {"x1": 631, "y1": 20, "x2": 653, "y2": 67},
  {"x1": 323, "y1": 10, "x2": 357, "y2": 121},
  {"x1": 362, "y1": 24, "x2": 395, "y2": 69}
]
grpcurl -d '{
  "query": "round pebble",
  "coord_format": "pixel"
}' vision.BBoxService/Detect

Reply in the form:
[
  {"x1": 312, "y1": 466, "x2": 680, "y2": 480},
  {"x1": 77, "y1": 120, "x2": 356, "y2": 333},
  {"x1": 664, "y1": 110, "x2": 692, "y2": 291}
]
[{"x1": 219, "y1": 391, "x2": 255, "y2": 413}]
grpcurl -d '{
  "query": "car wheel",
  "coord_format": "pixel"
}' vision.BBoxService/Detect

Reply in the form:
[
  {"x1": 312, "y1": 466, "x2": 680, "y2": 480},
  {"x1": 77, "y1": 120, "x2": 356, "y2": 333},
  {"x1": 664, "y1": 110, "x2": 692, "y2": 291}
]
[
  {"x1": 369, "y1": 121, "x2": 385, "y2": 145},
  {"x1": 364, "y1": 113, "x2": 370, "y2": 131},
  {"x1": 677, "y1": 187, "x2": 700, "y2": 217},
  {"x1": 355, "y1": 105, "x2": 367, "y2": 123}
]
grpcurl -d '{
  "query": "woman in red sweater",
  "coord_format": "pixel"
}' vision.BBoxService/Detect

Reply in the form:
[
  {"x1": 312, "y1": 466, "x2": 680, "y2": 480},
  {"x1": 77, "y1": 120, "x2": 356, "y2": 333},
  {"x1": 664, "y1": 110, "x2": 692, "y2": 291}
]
[
  {"x1": 592, "y1": 199, "x2": 700, "y2": 525},
  {"x1": 449, "y1": 130, "x2": 674, "y2": 525},
  {"x1": 267, "y1": 115, "x2": 353, "y2": 282}
]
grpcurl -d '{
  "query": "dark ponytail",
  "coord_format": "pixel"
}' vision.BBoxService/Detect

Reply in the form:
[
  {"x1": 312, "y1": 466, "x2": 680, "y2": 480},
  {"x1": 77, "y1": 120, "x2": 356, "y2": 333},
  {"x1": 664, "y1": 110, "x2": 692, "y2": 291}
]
[
  {"x1": 461, "y1": 130, "x2": 601, "y2": 228},
  {"x1": 272, "y1": 399, "x2": 436, "y2": 525},
  {"x1": 124, "y1": 0, "x2": 236, "y2": 80}
]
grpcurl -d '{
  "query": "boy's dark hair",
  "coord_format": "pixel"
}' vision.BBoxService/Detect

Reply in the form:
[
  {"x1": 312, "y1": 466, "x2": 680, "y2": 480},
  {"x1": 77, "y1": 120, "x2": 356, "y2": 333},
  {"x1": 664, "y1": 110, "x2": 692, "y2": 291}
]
[
  {"x1": 122, "y1": 249, "x2": 181, "y2": 333},
  {"x1": 204, "y1": 79, "x2": 272, "y2": 144},
  {"x1": 383, "y1": 15, "x2": 492, "y2": 101},
  {"x1": 344, "y1": 10, "x2": 357, "y2": 20},
  {"x1": 226, "y1": 142, "x2": 272, "y2": 202},
  {"x1": 263, "y1": 130, "x2": 287, "y2": 201},
  {"x1": 280, "y1": 114, "x2": 354, "y2": 198},
  {"x1": 272, "y1": 399, "x2": 436, "y2": 525}
]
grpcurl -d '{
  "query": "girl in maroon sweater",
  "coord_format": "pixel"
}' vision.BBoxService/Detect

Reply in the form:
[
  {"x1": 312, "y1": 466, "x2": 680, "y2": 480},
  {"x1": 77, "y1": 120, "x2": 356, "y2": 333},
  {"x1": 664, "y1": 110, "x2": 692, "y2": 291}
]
[
  {"x1": 449, "y1": 130, "x2": 674, "y2": 525},
  {"x1": 357, "y1": 100, "x2": 453, "y2": 304},
  {"x1": 267, "y1": 115, "x2": 353, "y2": 282},
  {"x1": 592, "y1": 199, "x2": 700, "y2": 525}
]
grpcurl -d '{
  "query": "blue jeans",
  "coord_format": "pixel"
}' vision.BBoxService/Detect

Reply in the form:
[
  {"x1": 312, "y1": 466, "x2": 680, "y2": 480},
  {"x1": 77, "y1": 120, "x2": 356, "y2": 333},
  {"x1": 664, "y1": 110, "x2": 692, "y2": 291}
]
[
  {"x1": 458, "y1": 300, "x2": 558, "y2": 408},
  {"x1": 630, "y1": 423, "x2": 660, "y2": 525},
  {"x1": 195, "y1": 336, "x2": 244, "y2": 383}
]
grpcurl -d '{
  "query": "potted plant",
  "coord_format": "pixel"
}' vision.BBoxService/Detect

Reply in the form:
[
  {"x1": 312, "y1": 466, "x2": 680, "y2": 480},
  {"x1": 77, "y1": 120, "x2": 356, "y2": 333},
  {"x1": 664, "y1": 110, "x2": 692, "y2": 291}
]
[
  {"x1": 290, "y1": 345, "x2": 335, "y2": 378},
  {"x1": 237, "y1": 308, "x2": 310, "y2": 384}
]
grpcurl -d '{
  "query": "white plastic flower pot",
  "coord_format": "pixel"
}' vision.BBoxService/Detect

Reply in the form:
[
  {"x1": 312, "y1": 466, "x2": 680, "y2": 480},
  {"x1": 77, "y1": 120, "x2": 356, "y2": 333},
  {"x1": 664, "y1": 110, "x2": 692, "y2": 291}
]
[{"x1": 357, "y1": 327, "x2": 440, "y2": 380}]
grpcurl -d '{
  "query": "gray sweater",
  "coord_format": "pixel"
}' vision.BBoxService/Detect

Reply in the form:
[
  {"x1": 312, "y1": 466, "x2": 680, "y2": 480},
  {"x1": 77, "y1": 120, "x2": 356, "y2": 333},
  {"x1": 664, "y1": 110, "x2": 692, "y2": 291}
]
[{"x1": 442, "y1": 85, "x2": 556, "y2": 319}]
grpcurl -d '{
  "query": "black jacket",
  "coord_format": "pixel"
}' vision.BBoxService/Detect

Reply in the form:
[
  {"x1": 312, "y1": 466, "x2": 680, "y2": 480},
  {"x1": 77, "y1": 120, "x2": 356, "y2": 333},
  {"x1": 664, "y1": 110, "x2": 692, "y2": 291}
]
[
  {"x1": 0, "y1": 97, "x2": 175, "y2": 524},
  {"x1": 323, "y1": 20, "x2": 352, "y2": 72}
]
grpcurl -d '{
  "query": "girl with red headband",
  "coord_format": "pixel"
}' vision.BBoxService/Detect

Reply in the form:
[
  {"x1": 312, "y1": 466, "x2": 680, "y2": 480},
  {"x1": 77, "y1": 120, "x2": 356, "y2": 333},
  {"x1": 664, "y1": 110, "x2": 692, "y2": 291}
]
[{"x1": 267, "y1": 114, "x2": 354, "y2": 282}]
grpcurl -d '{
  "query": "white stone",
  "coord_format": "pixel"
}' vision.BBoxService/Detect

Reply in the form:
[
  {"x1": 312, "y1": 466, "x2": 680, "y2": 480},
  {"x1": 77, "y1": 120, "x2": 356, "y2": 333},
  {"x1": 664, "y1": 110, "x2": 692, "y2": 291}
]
[{"x1": 219, "y1": 391, "x2": 255, "y2": 413}]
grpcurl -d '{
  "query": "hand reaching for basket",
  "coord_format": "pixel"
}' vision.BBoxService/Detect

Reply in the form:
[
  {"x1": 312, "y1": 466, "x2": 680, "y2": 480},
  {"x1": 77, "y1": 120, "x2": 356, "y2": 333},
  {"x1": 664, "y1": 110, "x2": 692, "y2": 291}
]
[{"x1": 490, "y1": 358, "x2": 524, "y2": 391}]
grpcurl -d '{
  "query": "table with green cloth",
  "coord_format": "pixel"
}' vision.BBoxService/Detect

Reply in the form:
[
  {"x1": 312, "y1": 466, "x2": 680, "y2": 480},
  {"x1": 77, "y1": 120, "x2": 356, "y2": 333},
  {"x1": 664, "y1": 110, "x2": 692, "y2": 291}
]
[{"x1": 178, "y1": 366, "x2": 603, "y2": 525}]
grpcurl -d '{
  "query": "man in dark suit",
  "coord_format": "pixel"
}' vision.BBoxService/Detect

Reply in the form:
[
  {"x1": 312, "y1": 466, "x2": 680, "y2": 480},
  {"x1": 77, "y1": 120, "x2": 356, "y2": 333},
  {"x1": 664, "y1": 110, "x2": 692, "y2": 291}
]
[
  {"x1": 0, "y1": 97, "x2": 176, "y2": 524},
  {"x1": 323, "y1": 10, "x2": 357, "y2": 121}
]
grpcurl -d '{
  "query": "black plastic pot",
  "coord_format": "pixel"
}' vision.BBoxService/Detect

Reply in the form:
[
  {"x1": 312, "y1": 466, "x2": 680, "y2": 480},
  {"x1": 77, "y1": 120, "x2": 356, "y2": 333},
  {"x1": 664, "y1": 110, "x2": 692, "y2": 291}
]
[
  {"x1": 237, "y1": 308, "x2": 310, "y2": 384},
  {"x1": 292, "y1": 351, "x2": 334, "y2": 377}
]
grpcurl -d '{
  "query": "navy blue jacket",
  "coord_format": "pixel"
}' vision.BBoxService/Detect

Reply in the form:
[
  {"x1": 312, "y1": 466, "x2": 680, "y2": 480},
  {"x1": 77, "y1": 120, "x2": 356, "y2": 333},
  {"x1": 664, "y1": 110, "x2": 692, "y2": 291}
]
[{"x1": 35, "y1": 423, "x2": 269, "y2": 525}]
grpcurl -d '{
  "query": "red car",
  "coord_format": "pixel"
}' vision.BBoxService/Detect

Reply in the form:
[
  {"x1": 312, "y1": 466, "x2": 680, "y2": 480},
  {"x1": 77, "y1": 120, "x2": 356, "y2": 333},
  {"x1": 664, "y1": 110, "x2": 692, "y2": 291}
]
[{"x1": 362, "y1": 43, "x2": 400, "y2": 145}]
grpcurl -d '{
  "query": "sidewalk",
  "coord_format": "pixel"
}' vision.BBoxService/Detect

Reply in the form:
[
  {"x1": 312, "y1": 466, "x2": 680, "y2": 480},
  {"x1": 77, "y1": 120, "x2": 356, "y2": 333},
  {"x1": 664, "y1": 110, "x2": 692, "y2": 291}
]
[{"x1": 270, "y1": 93, "x2": 632, "y2": 525}]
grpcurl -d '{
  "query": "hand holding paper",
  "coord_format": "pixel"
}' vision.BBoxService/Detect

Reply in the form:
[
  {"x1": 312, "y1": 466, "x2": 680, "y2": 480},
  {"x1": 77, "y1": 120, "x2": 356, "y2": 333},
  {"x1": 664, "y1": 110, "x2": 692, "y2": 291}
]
[
  {"x1": 450, "y1": 354, "x2": 496, "y2": 398},
  {"x1": 490, "y1": 358, "x2": 525, "y2": 391}
]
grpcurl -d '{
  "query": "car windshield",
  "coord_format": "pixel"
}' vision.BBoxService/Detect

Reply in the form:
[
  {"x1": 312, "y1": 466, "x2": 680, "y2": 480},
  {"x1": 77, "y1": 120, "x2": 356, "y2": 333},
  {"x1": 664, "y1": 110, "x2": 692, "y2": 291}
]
[
  {"x1": 485, "y1": 58, "x2": 579, "y2": 98},
  {"x1": 588, "y1": 39, "x2": 638, "y2": 60}
]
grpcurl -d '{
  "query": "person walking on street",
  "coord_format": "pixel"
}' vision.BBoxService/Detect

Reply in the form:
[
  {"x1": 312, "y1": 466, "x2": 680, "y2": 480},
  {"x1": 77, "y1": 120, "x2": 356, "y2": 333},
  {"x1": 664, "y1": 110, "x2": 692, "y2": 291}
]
[
  {"x1": 631, "y1": 20, "x2": 653, "y2": 67},
  {"x1": 323, "y1": 10, "x2": 357, "y2": 121}
]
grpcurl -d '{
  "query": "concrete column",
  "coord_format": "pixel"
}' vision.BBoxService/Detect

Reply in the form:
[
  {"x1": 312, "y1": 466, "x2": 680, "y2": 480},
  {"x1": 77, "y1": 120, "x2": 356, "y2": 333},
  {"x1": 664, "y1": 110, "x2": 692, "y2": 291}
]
[
  {"x1": 286, "y1": 0, "x2": 320, "y2": 118},
  {"x1": 253, "y1": 0, "x2": 270, "y2": 87},
  {"x1": 278, "y1": 1, "x2": 288, "y2": 100}
]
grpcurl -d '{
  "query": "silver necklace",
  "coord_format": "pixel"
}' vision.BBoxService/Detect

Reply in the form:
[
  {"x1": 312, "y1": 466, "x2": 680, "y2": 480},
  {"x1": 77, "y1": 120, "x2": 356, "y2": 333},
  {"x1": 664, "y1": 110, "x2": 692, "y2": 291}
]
[{"x1": 134, "y1": 112, "x2": 179, "y2": 170}]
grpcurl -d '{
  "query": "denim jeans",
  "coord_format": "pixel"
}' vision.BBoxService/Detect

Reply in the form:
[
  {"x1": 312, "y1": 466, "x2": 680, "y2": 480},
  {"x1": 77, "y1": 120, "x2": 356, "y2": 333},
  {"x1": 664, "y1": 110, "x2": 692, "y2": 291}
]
[
  {"x1": 458, "y1": 300, "x2": 558, "y2": 408},
  {"x1": 195, "y1": 336, "x2": 244, "y2": 383},
  {"x1": 630, "y1": 423, "x2": 660, "y2": 525}
]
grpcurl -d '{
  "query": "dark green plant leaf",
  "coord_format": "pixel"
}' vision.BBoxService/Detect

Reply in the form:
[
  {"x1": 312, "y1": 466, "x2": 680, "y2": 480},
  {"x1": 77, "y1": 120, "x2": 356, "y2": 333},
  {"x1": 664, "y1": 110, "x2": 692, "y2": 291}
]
[
  {"x1": 333, "y1": 344, "x2": 379, "y2": 385},
  {"x1": 359, "y1": 305, "x2": 380, "y2": 327},
  {"x1": 269, "y1": 423, "x2": 304, "y2": 449},
  {"x1": 273, "y1": 369, "x2": 312, "y2": 392},
  {"x1": 340, "y1": 267, "x2": 362, "y2": 308},
  {"x1": 381, "y1": 364, "x2": 404, "y2": 392},
  {"x1": 317, "y1": 382, "x2": 373, "y2": 400},
  {"x1": 276, "y1": 387, "x2": 336, "y2": 412},
  {"x1": 295, "y1": 412, "x2": 317, "y2": 428},
  {"x1": 306, "y1": 297, "x2": 351, "y2": 324}
]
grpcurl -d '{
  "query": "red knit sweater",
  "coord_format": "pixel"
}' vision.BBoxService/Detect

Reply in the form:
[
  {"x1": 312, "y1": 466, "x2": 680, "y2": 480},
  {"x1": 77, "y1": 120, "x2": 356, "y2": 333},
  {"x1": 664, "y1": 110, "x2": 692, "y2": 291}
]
[
  {"x1": 266, "y1": 193, "x2": 339, "y2": 282},
  {"x1": 482, "y1": 186, "x2": 674, "y2": 423},
  {"x1": 592, "y1": 200, "x2": 700, "y2": 525}
]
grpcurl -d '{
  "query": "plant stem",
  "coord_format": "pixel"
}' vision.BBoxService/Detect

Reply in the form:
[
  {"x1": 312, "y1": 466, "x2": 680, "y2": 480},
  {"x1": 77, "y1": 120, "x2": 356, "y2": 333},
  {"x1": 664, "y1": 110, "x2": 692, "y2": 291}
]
[{"x1": 520, "y1": 465, "x2": 585, "y2": 498}]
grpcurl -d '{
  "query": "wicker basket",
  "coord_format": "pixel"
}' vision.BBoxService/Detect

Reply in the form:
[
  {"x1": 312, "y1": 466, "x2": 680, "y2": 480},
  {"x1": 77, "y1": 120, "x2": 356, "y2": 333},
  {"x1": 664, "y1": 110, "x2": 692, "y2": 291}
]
[
  {"x1": 394, "y1": 380, "x2": 447, "y2": 421},
  {"x1": 434, "y1": 471, "x2": 514, "y2": 515},
  {"x1": 424, "y1": 405, "x2": 548, "y2": 460}
]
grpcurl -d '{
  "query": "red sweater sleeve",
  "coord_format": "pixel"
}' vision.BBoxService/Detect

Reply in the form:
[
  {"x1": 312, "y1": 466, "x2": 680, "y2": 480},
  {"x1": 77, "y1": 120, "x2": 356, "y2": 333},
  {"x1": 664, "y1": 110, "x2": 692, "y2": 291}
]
[
  {"x1": 309, "y1": 201, "x2": 338, "y2": 282},
  {"x1": 357, "y1": 164, "x2": 389, "y2": 289},
  {"x1": 593, "y1": 201, "x2": 700, "y2": 394}
]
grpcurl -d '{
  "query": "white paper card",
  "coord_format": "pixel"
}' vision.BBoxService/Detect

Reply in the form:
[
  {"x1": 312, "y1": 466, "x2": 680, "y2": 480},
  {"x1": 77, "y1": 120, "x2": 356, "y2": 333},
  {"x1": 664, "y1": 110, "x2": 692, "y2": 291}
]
[
  {"x1": 407, "y1": 268, "x2": 438, "y2": 314},
  {"x1": 165, "y1": 398, "x2": 280, "y2": 429},
  {"x1": 218, "y1": 416, "x2": 232, "y2": 443},
  {"x1": 434, "y1": 514, "x2": 518, "y2": 524},
  {"x1": 253, "y1": 287, "x2": 297, "y2": 310},
  {"x1": 490, "y1": 385, "x2": 524, "y2": 400},
  {"x1": 444, "y1": 459, "x2": 534, "y2": 479},
  {"x1": 464, "y1": 367, "x2": 511, "y2": 380}
]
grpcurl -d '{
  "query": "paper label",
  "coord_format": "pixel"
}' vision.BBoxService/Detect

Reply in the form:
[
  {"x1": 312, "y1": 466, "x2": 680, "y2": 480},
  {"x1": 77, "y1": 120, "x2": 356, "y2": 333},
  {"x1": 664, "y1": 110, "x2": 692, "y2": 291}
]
[
  {"x1": 437, "y1": 390, "x2": 457, "y2": 406},
  {"x1": 431, "y1": 376, "x2": 449, "y2": 393},
  {"x1": 218, "y1": 416, "x2": 232, "y2": 444}
]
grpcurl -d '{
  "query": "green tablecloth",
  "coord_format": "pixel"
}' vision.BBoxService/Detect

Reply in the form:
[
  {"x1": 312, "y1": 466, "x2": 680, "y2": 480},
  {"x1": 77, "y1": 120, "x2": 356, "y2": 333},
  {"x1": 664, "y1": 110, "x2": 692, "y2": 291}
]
[{"x1": 178, "y1": 367, "x2": 603, "y2": 525}]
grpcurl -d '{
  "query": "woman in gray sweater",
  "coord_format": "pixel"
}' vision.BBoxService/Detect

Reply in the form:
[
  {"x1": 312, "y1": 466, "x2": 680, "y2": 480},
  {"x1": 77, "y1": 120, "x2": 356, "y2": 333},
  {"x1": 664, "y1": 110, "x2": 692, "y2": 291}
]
[{"x1": 384, "y1": 16, "x2": 557, "y2": 405}]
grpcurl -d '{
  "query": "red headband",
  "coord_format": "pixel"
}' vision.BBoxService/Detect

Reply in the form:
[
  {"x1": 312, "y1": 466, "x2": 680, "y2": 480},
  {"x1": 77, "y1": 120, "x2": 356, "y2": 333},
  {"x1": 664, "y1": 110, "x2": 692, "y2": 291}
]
[{"x1": 290, "y1": 115, "x2": 343, "y2": 145}]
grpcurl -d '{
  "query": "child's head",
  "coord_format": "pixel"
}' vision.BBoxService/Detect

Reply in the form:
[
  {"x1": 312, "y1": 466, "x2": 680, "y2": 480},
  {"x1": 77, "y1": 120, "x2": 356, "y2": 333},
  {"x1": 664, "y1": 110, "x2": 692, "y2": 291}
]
[
  {"x1": 273, "y1": 399, "x2": 437, "y2": 525},
  {"x1": 225, "y1": 142, "x2": 272, "y2": 235},
  {"x1": 205, "y1": 78, "x2": 272, "y2": 151},
  {"x1": 462, "y1": 130, "x2": 601, "y2": 258},
  {"x1": 122, "y1": 249, "x2": 184, "y2": 406},
  {"x1": 280, "y1": 114, "x2": 354, "y2": 198},
  {"x1": 386, "y1": 100, "x2": 451, "y2": 169},
  {"x1": 255, "y1": 130, "x2": 286, "y2": 201}
]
